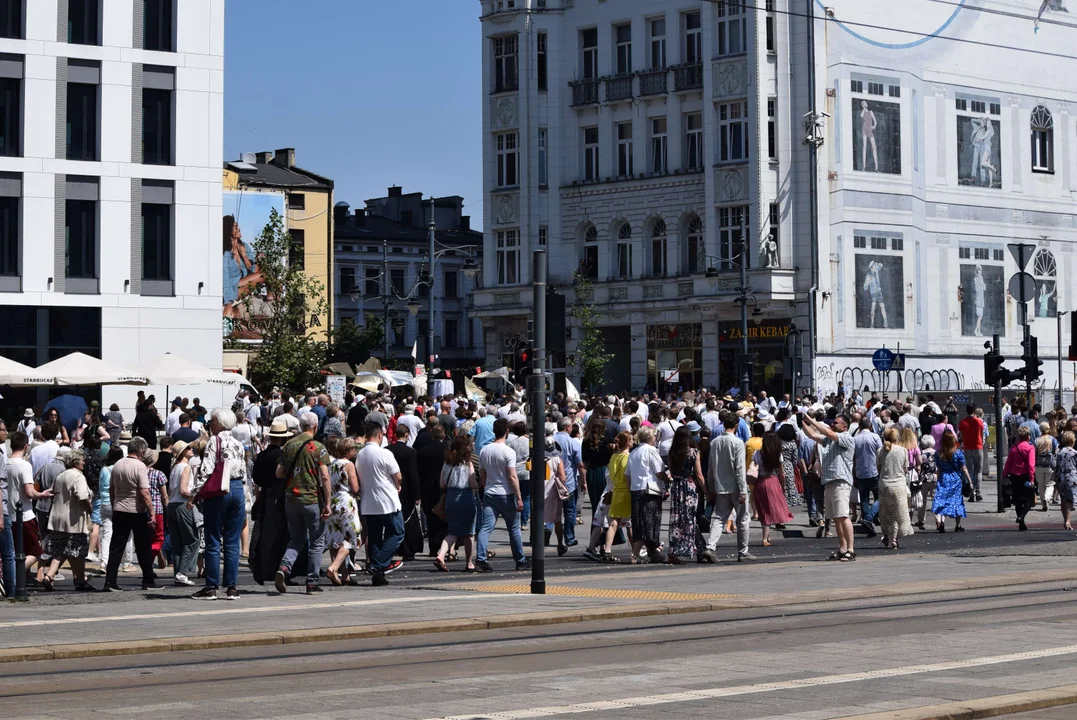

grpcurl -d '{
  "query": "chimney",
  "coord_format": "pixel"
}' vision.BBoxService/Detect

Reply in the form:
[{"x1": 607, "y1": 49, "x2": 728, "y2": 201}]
[
  {"x1": 354, "y1": 208, "x2": 366, "y2": 227},
  {"x1": 460, "y1": 216, "x2": 470, "y2": 231},
  {"x1": 333, "y1": 202, "x2": 350, "y2": 225},
  {"x1": 256, "y1": 151, "x2": 273, "y2": 164},
  {"x1": 387, "y1": 185, "x2": 402, "y2": 198},
  {"x1": 273, "y1": 148, "x2": 296, "y2": 167}
]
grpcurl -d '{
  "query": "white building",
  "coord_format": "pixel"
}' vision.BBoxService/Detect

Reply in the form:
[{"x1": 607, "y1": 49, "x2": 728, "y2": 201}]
[
  {"x1": 0, "y1": 0, "x2": 226, "y2": 417},
  {"x1": 476, "y1": 0, "x2": 1077, "y2": 402}
]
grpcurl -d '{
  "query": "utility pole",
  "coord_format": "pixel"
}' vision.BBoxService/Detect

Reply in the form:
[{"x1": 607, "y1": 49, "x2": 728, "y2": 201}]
[
  {"x1": 992, "y1": 334, "x2": 1005, "y2": 513},
  {"x1": 1057, "y1": 310, "x2": 1068, "y2": 408},
  {"x1": 382, "y1": 239, "x2": 389, "y2": 362},
  {"x1": 529, "y1": 249, "x2": 547, "y2": 595},
  {"x1": 13, "y1": 501, "x2": 27, "y2": 600},
  {"x1": 427, "y1": 198, "x2": 437, "y2": 378},
  {"x1": 1023, "y1": 307, "x2": 1032, "y2": 403},
  {"x1": 739, "y1": 258, "x2": 750, "y2": 400}
]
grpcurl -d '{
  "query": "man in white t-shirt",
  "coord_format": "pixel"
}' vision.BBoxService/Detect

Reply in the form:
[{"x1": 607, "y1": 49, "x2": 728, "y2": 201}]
[
  {"x1": 355, "y1": 422, "x2": 404, "y2": 585},
  {"x1": 163, "y1": 398, "x2": 183, "y2": 436},
  {"x1": 396, "y1": 405, "x2": 423, "y2": 448},
  {"x1": 475, "y1": 418, "x2": 528, "y2": 572}
]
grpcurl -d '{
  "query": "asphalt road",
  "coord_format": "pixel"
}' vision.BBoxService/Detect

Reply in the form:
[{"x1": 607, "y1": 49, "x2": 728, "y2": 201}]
[{"x1": 4, "y1": 581, "x2": 1077, "y2": 719}]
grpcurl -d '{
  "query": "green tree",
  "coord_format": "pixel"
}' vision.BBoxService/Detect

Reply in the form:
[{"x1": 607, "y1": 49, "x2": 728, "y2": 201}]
[
  {"x1": 571, "y1": 272, "x2": 613, "y2": 392},
  {"x1": 328, "y1": 315, "x2": 385, "y2": 365},
  {"x1": 233, "y1": 208, "x2": 329, "y2": 391}
]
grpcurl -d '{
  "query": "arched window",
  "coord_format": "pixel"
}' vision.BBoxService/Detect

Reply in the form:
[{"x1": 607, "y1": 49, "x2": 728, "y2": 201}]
[
  {"x1": 616, "y1": 224, "x2": 633, "y2": 279},
  {"x1": 648, "y1": 219, "x2": 667, "y2": 276},
  {"x1": 1032, "y1": 248, "x2": 1057, "y2": 318},
  {"x1": 580, "y1": 225, "x2": 599, "y2": 280},
  {"x1": 685, "y1": 215, "x2": 706, "y2": 274},
  {"x1": 1031, "y1": 105, "x2": 1054, "y2": 173}
]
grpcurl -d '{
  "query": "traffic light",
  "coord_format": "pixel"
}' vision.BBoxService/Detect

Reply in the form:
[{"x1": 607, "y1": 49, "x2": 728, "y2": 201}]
[
  {"x1": 984, "y1": 348, "x2": 1005, "y2": 386},
  {"x1": 514, "y1": 344, "x2": 533, "y2": 386},
  {"x1": 1022, "y1": 335, "x2": 1044, "y2": 382}
]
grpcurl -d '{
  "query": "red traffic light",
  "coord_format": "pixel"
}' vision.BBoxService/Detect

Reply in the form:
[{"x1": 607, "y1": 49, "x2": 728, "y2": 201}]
[{"x1": 520, "y1": 351, "x2": 529, "y2": 364}]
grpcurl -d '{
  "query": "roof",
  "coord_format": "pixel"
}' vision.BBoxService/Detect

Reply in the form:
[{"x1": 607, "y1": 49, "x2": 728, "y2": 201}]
[
  {"x1": 224, "y1": 160, "x2": 333, "y2": 191},
  {"x1": 335, "y1": 214, "x2": 482, "y2": 248}
]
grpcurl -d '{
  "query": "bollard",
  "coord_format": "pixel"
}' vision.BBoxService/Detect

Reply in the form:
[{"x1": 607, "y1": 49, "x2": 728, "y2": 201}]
[{"x1": 13, "y1": 500, "x2": 27, "y2": 601}]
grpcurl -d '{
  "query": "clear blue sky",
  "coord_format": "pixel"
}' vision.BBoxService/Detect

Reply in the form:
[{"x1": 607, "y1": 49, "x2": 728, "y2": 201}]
[{"x1": 225, "y1": 0, "x2": 484, "y2": 227}]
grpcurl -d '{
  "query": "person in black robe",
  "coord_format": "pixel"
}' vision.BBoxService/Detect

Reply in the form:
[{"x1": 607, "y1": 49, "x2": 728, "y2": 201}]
[
  {"x1": 132, "y1": 401, "x2": 163, "y2": 449},
  {"x1": 389, "y1": 424, "x2": 424, "y2": 561},
  {"x1": 416, "y1": 425, "x2": 449, "y2": 556},
  {"x1": 346, "y1": 397, "x2": 369, "y2": 437},
  {"x1": 248, "y1": 422, "x2": 306, "y2": 583}
]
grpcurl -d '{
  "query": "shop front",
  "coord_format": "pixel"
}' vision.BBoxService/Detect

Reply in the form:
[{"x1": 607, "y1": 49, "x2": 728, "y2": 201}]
[
  {"x1": 718, "y1": 318, "x2": 794, "y2": 398},
  {"x1": 646, "y1": 323, "x2": 703, "y2": 395}
]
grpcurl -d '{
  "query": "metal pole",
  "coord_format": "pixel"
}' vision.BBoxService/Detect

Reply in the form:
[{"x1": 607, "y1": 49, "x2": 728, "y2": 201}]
[
  {"x1": 530, "y1": 249, "x2": 547, "y2": 595},
  {"x1": 805, "y1": 0, "x2": 820, "y2": 401},
  {"x1": 1058, "y1": 310, "x2": 1064, "y2": 409},
  {"x1": 993, "y1": 334, "x2": 1005, "y2": 513},
  {"x1": 382, "y1": 240, "x2": 390, "y2": 362},
  {"x1": 428, "y1": 199, "x2": 436, "y2": 378},
  {"x1": 13, "y1": 501, "x2": 27, "y2": 601},
  {"x1": 1023, "y1": 308, "x2": 1032, "y2": 403},
  {"x1": 739, "y1": 259, "x2": 749, "y2": 400}
]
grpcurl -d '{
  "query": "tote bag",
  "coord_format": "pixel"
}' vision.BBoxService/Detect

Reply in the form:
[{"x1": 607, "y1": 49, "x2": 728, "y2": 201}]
[{"x1": 195, "y1": 441, "x2": 228, "y2": 501}]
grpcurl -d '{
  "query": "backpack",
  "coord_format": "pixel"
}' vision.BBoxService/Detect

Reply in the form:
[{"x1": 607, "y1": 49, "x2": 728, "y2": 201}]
[{"x1": 920, "y1": 449, "x2": 937, "y2": 482}]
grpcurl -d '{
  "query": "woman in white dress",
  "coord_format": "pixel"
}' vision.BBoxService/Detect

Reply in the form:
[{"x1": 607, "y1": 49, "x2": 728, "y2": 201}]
[
  {"x1": 325, "y1": 437, "x2": 361, "y2": 585},
  {"x1": 972, "y1": 264, "x2": 987, "y2": 336}
]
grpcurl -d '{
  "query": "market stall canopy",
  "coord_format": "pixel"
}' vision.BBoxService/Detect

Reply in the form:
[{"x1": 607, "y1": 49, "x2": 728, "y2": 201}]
[
  {"x1": 464, "y1": 377, "x2": 486, "y2": 403},
  {"x1": 140, "y1": 353, "x2": 239, "y2": 387},
  {"x1": 322, "y1": 362, "x2": 356, "y2": 379},
  {"x1": 473, "y1": 367, "x2": 511, "y2": 382},
  {"x1": 0, "y1": 355, "x2": 48, "y2": 386},
  {"x1": 565, "y1": 377, "x2": 581, "y2": 402},
  {"x1": 14, "y1": 352, "x2": 147, "y2": 386}
]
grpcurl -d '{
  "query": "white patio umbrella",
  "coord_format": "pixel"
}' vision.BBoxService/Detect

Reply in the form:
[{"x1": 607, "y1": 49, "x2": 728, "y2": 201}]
[
  {"x1": 20, "y1": 352, "x2": 148, "y2": 386},
  {"x1": 0, "y1": 355, "x2": 50, "y2": 386},
  {"x1": 141, "y1": 353, "x2": 238, "y2": 387}
]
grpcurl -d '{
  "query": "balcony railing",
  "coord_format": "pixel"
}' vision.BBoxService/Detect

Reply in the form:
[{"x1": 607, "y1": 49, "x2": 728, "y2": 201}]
[
  {"x1": 672, "y1": 62, "x2": 703, "y2": 91},
  {"x1": 605, "y1": 74, "x2": 633, "y2": 102},
  {"x1": 570, "y1": 78, "x2": 600, "y2": 106},
  {"x1": 638, "y1": 68, "x2": 668, "y2": 96}
]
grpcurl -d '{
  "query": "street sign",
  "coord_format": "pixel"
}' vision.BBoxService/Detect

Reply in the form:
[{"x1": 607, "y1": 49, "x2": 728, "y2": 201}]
[
  {"x1": 872, "y1": 347, "x2": 895, "y2": 372},
  {"x1": 890, "y1": 353, "x2": 906, "y2": 372},
  {"x1": 1008, "y1": 242, "x2": 1037, "y2": 271},
  {"x1": 662, "y1": 369, "x2": 680, "y2": 383},
  {"x1": 1008, "y1": 271, "x2": 1036, "y2": 303}
]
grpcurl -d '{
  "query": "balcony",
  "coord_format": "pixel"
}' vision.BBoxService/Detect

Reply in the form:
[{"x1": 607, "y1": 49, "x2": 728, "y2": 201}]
[
  {"x1": 672, "y1": 62, "x2": 703, "y2": 91},
  {"x1": 604, "y1": 74, "x2": 633, "y2": 102},
  {"x1": 638, "y1": 68, "x2": 668, "y2": 97},
  {"x1": 570, "y1": 78, "x2": 600, "y2": 106}
]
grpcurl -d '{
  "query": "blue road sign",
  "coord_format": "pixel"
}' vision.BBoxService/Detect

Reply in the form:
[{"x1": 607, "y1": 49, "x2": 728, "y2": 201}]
[{"x1": 872, "y1": 348, "x2": 896, "y2": 372}]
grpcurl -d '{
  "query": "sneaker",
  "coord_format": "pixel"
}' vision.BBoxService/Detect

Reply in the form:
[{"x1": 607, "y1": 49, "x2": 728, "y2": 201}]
[
  {"x1": 515, "y1": 558, "x2": 532, "y2": 571},
  {"x1": 306, "y1": 584, "x2": 323, "y2": 594},
  {"x1": 224, "y1": 587, "x2": 240, "y2": 601},
  {"x1": 474, "y1": 561, "x2": 494, "y2": 573},
  {"x1": 274, "y1": 569, "x2": 288, "y2": 594},
  {"x1": 544, "y1": 528, "x2": 552, "y2": 547},
  {"x1": 566, "y1": 539, "x2": 579, "y2": 547},
  {"x1": 700, "y1": 549, "x2": 718, "y2": 563},
  {"x1": 383, "y1": 560, "x2": 404, "y2": 575},
  {"x1": 120, "y1": 563, "x2": 135, "y2": 573},
  {"x1": 141, "y1": 579, "x2": 163, "y2": 590},
  {"x1": 190, "y1": 586, "x2": 217, "y2": 601},
  {"x1": 53, "y1": 573, "x2": 66, "y2": 582},
  {"x1": 102, "y1": 583, "x2": 123, "y2": 592},
  {"x1": 558, "y1": 545, "x2": 569, "y2": 557},
  {"x1": 174, "y1": 574, "x2": 195, "y2": 587},
  {"x1": 371, "y1": 573, "x2": 388, "y2": 587},
  {"x1": 738, "y1": 552, "x2": 758, "y2": 562}
]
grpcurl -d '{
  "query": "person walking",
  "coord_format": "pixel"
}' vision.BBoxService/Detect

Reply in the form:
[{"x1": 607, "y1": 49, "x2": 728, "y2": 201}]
[
  {"x1": 325, "y1": 437, "x2": 361, "y2": 586},
  {"x1": 475, "y1": 418, "x2": 529, "y2": 572},
  {"x1": 389, "y1": 424, "x2": 424, "y2": 561},
  {"x1": 417, "y1": 425, "x2": 450, "y2": 556},
  {"x1": 40, "y1": 450, "x2": 96, "y2": 591},
  {"x1": 852, "y1": 418, "x2": 882, "y2": 538},
  {"x1": 166, "y1": 441, "x2": 199, "y2": 586},
  {"x1": 876, "y1": 428, "x2": 913, "y2": 549},
  {"x1": 627, "y1": 426, "x2": 668, "y2": 564},
  {"x1": 542, "y1": 426, "x2": 570, "y2": 557},
  {"x1": 666, "y1": 426, "x2": 705, "y2": 563},
  {"x1": 933, "y1": 430, "x2": 969, "y2": 533},
  {"x1": 103, "y1": 437, "x2": 158, "y2": 591},
  {"x1": 356, "y1": 422, "x2": 405, "y2": 586},
  {"x1": 552, "y1": 418, "x2": 584, "y2": 547},
  {"x1": 1054, "y1": 431, "x2": 1077, "y2": 530},
  {"x1": 434, "y1": 434, "x2": 480, "y2": 572},
  {"x1": 1004, "y1": 425, "x2": 1037, "y2": 531},
  {"x1": 601, "y1": 431, "x2": 634, "y2": 562},
  {"x1": 958, "y1": 404, "x2": 985, "y2": 502},
  {"x1": 1034, "y1": 424, "x2": 1058, "y2": 512},
  {"x1": 582, "y1": 416, "x2": 613, "y2": 521},
  {"x1": 703, "y1": 412, "x2": 752, "y2": 562},
  {"x1": 751, "y1": 432, "x2": 794, "y2": 548},
  {"x1": 776, "y1": 413, "x2": 803, "y2": 508},
  {"x1": 802, "y1": 414, "x2": 857, "y2": 561}
]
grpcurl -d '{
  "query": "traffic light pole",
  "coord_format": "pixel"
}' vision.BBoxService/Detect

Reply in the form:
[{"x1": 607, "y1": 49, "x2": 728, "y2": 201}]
[
  {"x1": 992, "y1": 334, "x2": 1005, "y2": 514},
  {"x1": 529, "y1": 249, "x2": 547, "y2": 596},
  {"x1": 1023, "y1": 313, "x2": 1032, "y2": 404}
]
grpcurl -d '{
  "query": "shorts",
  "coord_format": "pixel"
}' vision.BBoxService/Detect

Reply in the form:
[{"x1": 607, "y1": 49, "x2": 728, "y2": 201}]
[
  {"x1": 22, "y1": 518, "x2": 44, "y2": 558},
  {"x1": 824, "y1": 481, "x2": 852, "y2": 520}
]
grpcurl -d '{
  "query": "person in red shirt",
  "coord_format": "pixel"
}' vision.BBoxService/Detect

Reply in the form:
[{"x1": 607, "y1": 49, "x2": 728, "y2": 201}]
[
  {"x1": 1003, "y1": 425, "x2": 1036, "y2": 531},
  {"x1": 957, "y1": 404, "x2": 985, "y2": 502}
]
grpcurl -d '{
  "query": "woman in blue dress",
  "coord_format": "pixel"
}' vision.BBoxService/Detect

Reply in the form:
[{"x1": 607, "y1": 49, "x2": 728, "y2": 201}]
[{"x1": 932, "y1": 430, "x2": 971, "y2": 532}]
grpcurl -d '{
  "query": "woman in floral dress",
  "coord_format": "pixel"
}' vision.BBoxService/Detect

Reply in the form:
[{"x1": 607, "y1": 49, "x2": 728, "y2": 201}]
[
  {"x1": 1055, "y1": 431, "x2": 1077, "y2": 531},
  {"x1": 932, "y1": 430, "x2": 969, "y2": 532},
  {"x1": 777, "y1": 421, "x2": 802, "y2": 509},
  {"x1": 325, "y1": 437, "x2": 361, "y2": 585},
  {"x1": 666, "y1": 427, "x2": 705, "y2": 564}
]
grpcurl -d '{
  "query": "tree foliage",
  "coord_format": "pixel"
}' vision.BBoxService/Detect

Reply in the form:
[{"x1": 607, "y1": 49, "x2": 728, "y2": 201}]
[
  {"x1": 571, "y1": 272, "x2": 613, "y2": 392},
  {"x1": 328, "y1": 315, "x2": 385, "y2": 366}
]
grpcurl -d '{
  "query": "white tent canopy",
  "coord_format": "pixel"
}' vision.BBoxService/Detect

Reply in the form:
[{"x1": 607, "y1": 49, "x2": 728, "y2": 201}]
[
  {"x1": 473, "y1": 367, "x2": 511, "y2": 382},
  {"x1": 0, "y1": 355, "x2": 49, "y2": 386},
  {"x1": 12, "y1": 352, "x2": 147, "y2": 386},
  {"x1": 140, "y1": 353, "x2": 239, "y2": 387}
]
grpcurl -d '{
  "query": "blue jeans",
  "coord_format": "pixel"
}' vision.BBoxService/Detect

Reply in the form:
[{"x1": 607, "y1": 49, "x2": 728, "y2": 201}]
[
  {"x1": 519, "y1": 474, "x2": 531, "y2": 527},
  {"x1": 362, "y1": 511, "x2": 404, "y2": 574},
  {"x1": 854, "y1": 476, "x2": 880, "y2": 525},
  {"x1": 281, "y1": 500, "x2": 326, "y2": 585},
  {"x1": 1, "y1": 515, "x2": 15, "y2": 598},
  {"x1": 202, "y1": 481, "x2": 246, "y2": 589},
  {"x1": 544, "y1": 489, "x2": 579, "y2": 544},
  {"x1": 477, "y1": 493, "x2": 525, "y2": 563}
]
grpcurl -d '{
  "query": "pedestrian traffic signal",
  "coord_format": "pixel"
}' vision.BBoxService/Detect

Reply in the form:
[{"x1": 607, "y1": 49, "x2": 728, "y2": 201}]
[
  {"x1": 1022, "y1": 335, "x2": 1044, "y2": 381},
  {"x1": 983, "y1": 348, "x2": 1005, "y2": 386},
  {"x1": 514, "y1": 344, "x2": 533, "y2": 386}
]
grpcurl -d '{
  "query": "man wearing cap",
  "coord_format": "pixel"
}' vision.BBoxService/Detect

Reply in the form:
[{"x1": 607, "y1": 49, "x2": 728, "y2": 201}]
[
  {"x1": 164, "y1": 398, "x2": 184, "y2": 436},
  {"x1": 17, "y1": 408, "x2": 36, "y2": 437}
]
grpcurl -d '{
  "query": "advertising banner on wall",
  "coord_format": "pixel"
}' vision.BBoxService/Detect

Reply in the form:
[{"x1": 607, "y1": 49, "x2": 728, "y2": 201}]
[{"x1": 223, "y1": 191, "x2": 285, "y2": 341}]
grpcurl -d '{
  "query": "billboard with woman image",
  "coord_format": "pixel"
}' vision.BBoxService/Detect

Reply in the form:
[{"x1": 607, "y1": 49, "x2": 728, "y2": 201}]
[{"x1": 223, "y1": 190, "x2": 285, "y2": 341}]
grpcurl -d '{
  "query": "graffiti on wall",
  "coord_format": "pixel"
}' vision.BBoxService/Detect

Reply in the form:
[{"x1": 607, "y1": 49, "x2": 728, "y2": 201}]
[{"x1": 812, "y1": 361, "x2": 966, "y2": 395}]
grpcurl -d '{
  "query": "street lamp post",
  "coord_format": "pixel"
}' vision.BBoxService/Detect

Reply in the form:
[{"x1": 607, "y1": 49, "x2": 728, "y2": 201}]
[
  {"x1": 382, "y1": 240, "x2": 390, "y2": 362},
  {"x1": 1058, "y1": 309, "x2": 1070, "y2": 408},
  {"x1": 426, "y1": 199, "x2": 437, "y2": 379}
]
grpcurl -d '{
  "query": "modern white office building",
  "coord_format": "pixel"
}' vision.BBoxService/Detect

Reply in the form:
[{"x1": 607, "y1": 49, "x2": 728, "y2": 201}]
[
  {"x1": 0, "y1": 0, "x2": 225, "y2": 416},
  {"x1": 476, "y1": 0, "x2": 1077, "y2": 400}
]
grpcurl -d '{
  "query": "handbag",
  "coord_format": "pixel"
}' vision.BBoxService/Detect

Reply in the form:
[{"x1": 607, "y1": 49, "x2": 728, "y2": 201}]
[
  {"x1": 432, "y1": 493, "x2": 447, "y2": 521},
  {"x1": 195, "y1": 440, "x2": 228, "y2": 501},
  {"x1": 746, "y1": 460, "x2": 759, "y2": 484},
  {"x1": 793, "y1": 464, "x2": 804, "y2": 495}
]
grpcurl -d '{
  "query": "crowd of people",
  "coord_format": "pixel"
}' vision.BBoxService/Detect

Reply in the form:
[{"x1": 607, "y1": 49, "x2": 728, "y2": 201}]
[{"x1": 1, "y1": 385, "x2": 1076, "y2": 597}]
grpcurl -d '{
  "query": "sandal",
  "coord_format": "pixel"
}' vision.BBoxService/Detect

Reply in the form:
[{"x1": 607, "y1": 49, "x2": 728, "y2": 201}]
[
  {"x1": 826, "y1": 551, "x2": 843, "y2": 561},
  {"x1": 840, "y1": 551, "x2": 857, "y2": 562},
  {"x1": 954, "y1": 525, "x2": 965, "y2": 532},
  {"x1": 762, "y1": 540, "x2": 772, "y2": 547},
  {"x1": 42, "y1": 575, "x2": 54, "y2": 592},
  {"x1": 326, "y1": 568, "x2": 343, "y2": 586},
  {"x1": 667, "y1": 554, "x2": 683, "y2": 565},
  {"x1": 447, "y1": 551, "x2": 458, "y2": 562},
  {"x1": 464, "y1": 565, "x2": 477, "y2": 573},
  {"x1": 433, "y1": 558, "x2": 449, "y2": 572},
  {"x1": 487, "y1": 550, "x2": 497, "y2": 558},
  {"x1": 629, "y1": 555, "x2": 641, "y2": 565},
  {"x1": 602, "y1": 554, "x2": 619, "y2": 563}
]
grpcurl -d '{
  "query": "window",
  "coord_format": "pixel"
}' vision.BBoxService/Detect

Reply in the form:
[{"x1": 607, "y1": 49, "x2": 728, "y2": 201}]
[
  {"x1": 496, "y1": 229, "x2": 519, "y2": 285},
  {"x1": 582, "y1": 225, "x2": 599, "y2": 279},
  {"x1": 584, "y1": 126, "x2": 599, "y2": 181},
  {"x1": 581, "y1": 28, "x2": 598, "y2": 79},
  {"x1": 650, "y1": 117, "x2": 667, "y2": 174},
  {"x1": 973, "y1": 247, "x2": 989, "y2": 261},
  {"x1": 870, "y1": 236, "x2": 887, "y2": 250},
  {"x1": 686, "y1": 215, "x2": 705, "y2": 274},
  {"x1": 765, "y1": 0, "x2": 775, "y2": 53},
  {"x1": 288, "y1": 193, "x2": 305, "y2": 210},
  {"x1": 717, "y1": 1, "x2": 746, "y2": 56},
  {"x1": 891, "y1": 236, "x2": 903, "y2": 251},
  {"x1": 0, "y1": 0, "x2": 22, "y2": 39},
  {"x1": 340, "y1": 266, "x2": 356, "y2": 293},
  {"x1": 990, "y1": 102, "x2": 1001, "y2": 115},
  {"x1": 617, "y1": 121, "x2": 633, "y2": 177},
  {"x1": 867, "y1": 82, "x2": 884, "y2": 96},
  {"x1": 956, "y1": 98, "x2": 967, "y2": 111},
  {"x1": 444, "y1": 318, "x2": 459, "y2": 349},
  {"x1": 0, "y1": 193, "x2": 18, "y2": 281},
  {"x1": 850, "y1": 79, "x2": 863, "y2": 94},
  {"x1": 0, "y1": 71, "x2": 21, "y2": 158},
  {"x1": 616, "y1": 224, "x2": 632, "y2": 279},
  {"x1": 493, "y1": 35, "x2": 518, "y2": 93},
  {"x1": 767, "y1": 98, "x2": 777, "y2": 160},
  {"x1": 685, "y1": 113, "x2": 703, "y2": 170},
  {"x1": 66, "y1": 197, "x2": 96, "y2": 281},
  {"x1": 718, "y1": 206, "x2": 749, "y2": 271},
  {"x1": 68, "y1": 0, "x2": 100, "y2": 45},
  {"x1": 538, "y1": 128, "x2": 548, "y2": 186},
  {"x1": 444, "y1": 270, "x2": 458, "y2": 298},
  {"x1": 649, "y1": 17, "x2": 666, "y2": 69},
  {"x1": 142, "y1": 67, "x2": 174, "y2": 165},
  {"x1": 684, "y1": 11, "x2": 701, "y2": 64},
  {"x1": 143, "y1": 0, "x2": 174, "y2": 52},
  {"x1": 66, "y1": 62, "x2": 99, "y2": 161},
  {"x1": 993, "y1": 248, "x2": 1004, "y2": 261},
  {"x1": 1031, "y1": 105, "x2": 1054, "y2": 173},
  {"x1": 615, "y1": 23, "x2": 632, "y2": 75},
  {"x1": 288, "y1": 229, "x2": 305, "y2": 270},
  {"x1": 888, "y1": 85, "x2": 901, "y2": 98},
  {"x1": 141, "y1": 197, "x2": 172, "y2": 283},
  {"x1": 537, "y1": 32, "x2": 547, "y2": 91},
  {"x1": 959, "y1": 246, "x2": 970, "y2": 259},
  {"x1": 389, "y1": 267, "x2": 405, "y2": 295},
  {"x1": 365, "y1": 267, "x2": 380, "y2": 296},
  {"x1": 418, "y1": 273, "x2": 429, "y2": 298},
  {"x1": 649, "y1": 220, "x2": 667, "y2": 276},
  {"x1": 538, "y1": 225, "x2": 547, "y2": 246},
  {"x1": 496, "y1": 131, "x2": 518, "y2": 187},
  {"x1": 854, "y1": 235, "x2": 867, "y2": 249},
  {"x1": 971, "y1": 100, "x2": 987, "y2": 114},
  {"x1": 718, "y1": 101, "x2": 748, "y2": 163}
]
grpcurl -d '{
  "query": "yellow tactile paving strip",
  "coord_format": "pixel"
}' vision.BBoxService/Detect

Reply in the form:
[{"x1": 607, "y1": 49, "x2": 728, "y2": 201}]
[{"x1": 448, "y1": 584, "x2": 738, "y2": 601}]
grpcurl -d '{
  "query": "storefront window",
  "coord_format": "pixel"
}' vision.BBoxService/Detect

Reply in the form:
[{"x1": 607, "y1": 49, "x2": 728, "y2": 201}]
[
  {"x1": 646, "y1": 323, "x2": 702, "y2": 394},
  {"x1": 718, "y1": 318, "x2": 792, "y2": 397}
]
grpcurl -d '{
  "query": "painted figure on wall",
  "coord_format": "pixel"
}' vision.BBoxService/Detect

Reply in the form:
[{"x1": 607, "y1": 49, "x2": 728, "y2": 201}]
[
  {"x1": 863, "y1": 260, "x2": 888, "y2": 328},
  {"x1": 1037, "y1": 1, "x2": 1068, "y2": 33},
  {"x1": 1037, "y1": 281, "x2": 1057, "y2": 318},
  {"x1": 860, "y1": 100, "x2": 879, "y2": 171},
  {"x1": 852, "y1": 98, "x2": 901, "y2": 174},
  {"x1": 855, "y1": 255, "x2": 903, "y2": 330},
  {"x1": 959, "y1": 263, "x2": 1004, "y2": 338},
  {"x1": 958, "y1": 115, "x2": 1002, "y2": 189}
]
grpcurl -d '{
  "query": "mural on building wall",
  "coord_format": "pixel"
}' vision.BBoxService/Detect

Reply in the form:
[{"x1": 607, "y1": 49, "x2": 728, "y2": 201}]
[
  {"x1": 957, "y1": 116, "x2": 1001, "y2": 188},
  {"x1": 1036, "y1": 280, "x2": 1058, "y2": 318},
  {"x1": 852, "y1": 99, "x2": 901, "y2": 174},
  {"x1": 855, "y1": 255, "x2": 904, "y2": 329},
  {"x1": 223, "y1": 191, "x2": 285, "y2": 341},
  {"x1": 959, "y1": 264, "x2": 1005, "y2": 337},
  {"x1": 1036, "y1": 1, "x2": 1069, "y2": 33}
]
